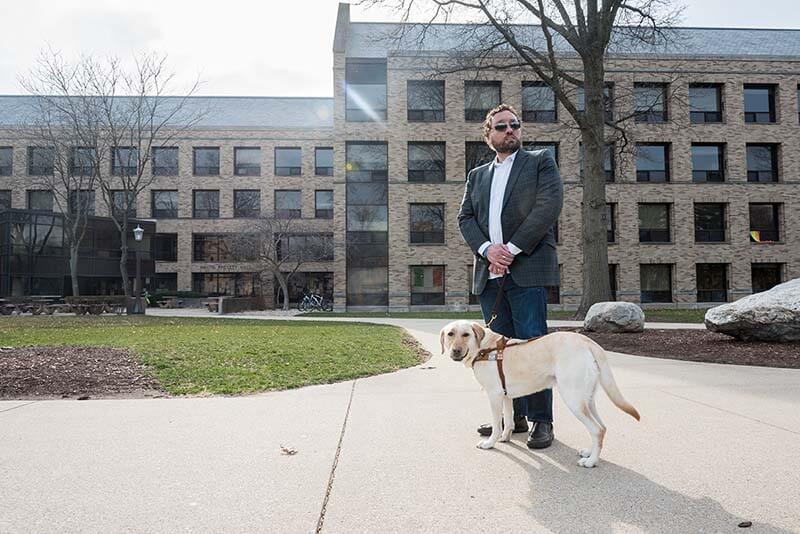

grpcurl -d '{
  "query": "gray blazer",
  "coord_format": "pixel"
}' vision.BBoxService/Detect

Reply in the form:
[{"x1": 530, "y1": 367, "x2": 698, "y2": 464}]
[{"x1": 458, "y1": 149, "x2": 564, "y2": 295}]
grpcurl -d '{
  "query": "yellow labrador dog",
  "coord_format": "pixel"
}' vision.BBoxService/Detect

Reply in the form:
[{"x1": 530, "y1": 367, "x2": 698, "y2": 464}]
[{"x1": 440, "y1": 320, "x2": 640, "y2": 467}]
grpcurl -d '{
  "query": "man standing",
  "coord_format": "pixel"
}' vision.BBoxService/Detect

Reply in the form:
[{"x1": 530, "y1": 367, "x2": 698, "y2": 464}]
[{"x1": 457, "y1": 104, "x2": 563, "y2": 449}]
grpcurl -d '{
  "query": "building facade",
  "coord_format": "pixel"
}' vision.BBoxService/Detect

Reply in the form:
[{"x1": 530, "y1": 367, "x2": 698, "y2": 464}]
[{"x1": 1, "y1": 3, "x2": 798, "y2": 308}]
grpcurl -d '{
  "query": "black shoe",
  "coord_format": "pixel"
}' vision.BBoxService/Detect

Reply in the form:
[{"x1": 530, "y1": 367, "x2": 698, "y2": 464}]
[
  {"x1": 477, "y1": 417, "x2": 528, "y2": 436},
  {"x1": 526, "y1": 421, "x2": 554, "y2": 449}
]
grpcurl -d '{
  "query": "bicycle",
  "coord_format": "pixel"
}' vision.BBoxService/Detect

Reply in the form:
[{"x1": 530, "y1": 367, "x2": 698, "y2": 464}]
[{"x1": 297, "y1": 292, "x2": 333, "y2": 312}]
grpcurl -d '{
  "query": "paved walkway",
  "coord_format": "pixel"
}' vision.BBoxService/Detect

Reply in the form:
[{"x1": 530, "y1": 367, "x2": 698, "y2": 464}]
[{"x1": 1, "y1": 313, "x2": 798, "y2": 533}]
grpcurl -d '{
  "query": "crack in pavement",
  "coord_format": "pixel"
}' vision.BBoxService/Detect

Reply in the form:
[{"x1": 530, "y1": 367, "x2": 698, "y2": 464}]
[{"x1": 0, "y1": 401, "x2": 37, "y2": 415}]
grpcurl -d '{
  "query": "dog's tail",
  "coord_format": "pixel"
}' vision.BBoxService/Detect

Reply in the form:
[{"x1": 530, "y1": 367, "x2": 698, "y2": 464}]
[{"x1": 588, "y1": 342, "x2": 641, "y2": 421}]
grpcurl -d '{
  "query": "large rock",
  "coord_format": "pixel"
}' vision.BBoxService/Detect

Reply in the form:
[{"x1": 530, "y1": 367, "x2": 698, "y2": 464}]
[
  {"x1": 704, "y1": 278, "x2": 800, "y2": 341},
  {"x1": 584, "y1": 302, "x2": 645, "y2": 333}
]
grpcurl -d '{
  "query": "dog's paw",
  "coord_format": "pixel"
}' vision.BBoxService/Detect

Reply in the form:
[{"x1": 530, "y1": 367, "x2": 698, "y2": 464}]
[
  {"x1": 476, "y1": 439, "x2": 496, "y2": 450},
  {"x1": 499, "y1": 430, "x2": 512, "y2": 442},
  {"x1": 578, "y1": 448, "x2": 591, "y2": 458},
  {"x1": 578, "y1": 457, "x2": 598, "y2": 468}
]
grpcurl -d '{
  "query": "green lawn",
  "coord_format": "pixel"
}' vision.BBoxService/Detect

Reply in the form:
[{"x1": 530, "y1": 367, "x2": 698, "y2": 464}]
[{"x1": 0, "y1": 316, "x2": 426, "y2": 395}]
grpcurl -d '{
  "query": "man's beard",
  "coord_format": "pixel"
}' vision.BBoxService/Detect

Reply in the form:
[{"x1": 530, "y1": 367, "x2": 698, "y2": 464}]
[{"x1": 494, "y1": 136, "x2": 521, "y2": 154}]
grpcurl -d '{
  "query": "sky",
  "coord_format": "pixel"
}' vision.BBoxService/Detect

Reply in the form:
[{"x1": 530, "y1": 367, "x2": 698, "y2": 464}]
[{"x1": 1, "y1": 0, "x2": 798, "y2": 98}]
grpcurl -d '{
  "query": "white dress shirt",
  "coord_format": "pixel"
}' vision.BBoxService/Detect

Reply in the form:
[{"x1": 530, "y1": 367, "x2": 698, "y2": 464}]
[{"x1": 478, "y1": 150, "x2": 522, "y2": 279}]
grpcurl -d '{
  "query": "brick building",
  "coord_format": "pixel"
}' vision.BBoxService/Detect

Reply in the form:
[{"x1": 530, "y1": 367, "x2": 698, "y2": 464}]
[{"x1": 1, "y1": 3, "x2": 798, "y2": 309}]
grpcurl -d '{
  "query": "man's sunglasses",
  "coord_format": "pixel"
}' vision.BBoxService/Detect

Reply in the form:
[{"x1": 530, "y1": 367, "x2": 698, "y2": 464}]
[{"x1": 493, "y1": 121, "x2": 521, "y2": 132}]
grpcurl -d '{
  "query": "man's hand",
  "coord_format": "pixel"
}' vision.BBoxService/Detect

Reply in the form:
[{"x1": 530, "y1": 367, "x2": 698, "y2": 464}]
[{"x1": 486, "y1": 244, "x2": 514, "y2": 275}]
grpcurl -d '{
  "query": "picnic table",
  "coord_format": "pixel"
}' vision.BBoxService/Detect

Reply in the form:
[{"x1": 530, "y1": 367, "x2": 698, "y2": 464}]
[{"x1": 159, "y1": 296, "x2": 184, "y2": 309}]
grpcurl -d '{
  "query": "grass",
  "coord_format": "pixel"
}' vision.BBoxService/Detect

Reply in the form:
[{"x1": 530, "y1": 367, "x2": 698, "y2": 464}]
[{"x1": 0, "y1": 316, "x2": 426, "y2": 395}]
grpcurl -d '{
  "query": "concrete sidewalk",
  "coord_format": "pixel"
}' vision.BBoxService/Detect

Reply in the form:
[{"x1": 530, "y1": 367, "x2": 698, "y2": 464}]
[{"x1": 1, "y1": 316, "x2": 798, "y2": 533}]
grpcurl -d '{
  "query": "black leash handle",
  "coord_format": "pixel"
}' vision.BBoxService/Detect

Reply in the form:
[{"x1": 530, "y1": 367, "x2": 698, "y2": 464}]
[{"x1": 485, "y1": 275, "x2": 508, "y2": 329}]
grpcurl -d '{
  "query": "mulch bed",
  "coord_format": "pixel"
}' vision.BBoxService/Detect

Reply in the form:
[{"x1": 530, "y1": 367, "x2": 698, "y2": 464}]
[
  {"x1": 0, "y1": 346, "x2": 165, "y2": 400},
  {"x1": 555, "y1": 328, "x2": 800, "y2": 369}
]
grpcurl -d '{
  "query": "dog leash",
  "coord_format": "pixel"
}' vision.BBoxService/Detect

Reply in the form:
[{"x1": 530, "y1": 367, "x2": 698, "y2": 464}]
[{"x1": 485, "y1": 274, "x2": 508, "y2": 329}]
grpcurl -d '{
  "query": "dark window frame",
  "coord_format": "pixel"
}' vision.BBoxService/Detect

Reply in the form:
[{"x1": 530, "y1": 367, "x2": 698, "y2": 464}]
[
  {"x1": 636, "y1": 143, "x2": 670, "y2": 183},
  {"x1": 743, "y1": 84, "x2": 777, "y2": 123},
  {"x1": 152, "y1": 147, "x2": 179, "y2": 176},
  {"x1": 192, "y1": 189, "x2": 220, "y2": 219},
  {"x1": 315, "y1": 147, "x2": 334, "y2": 176},
  {"x1": 691, "y1": 143, "x2": 725, "y2": 183},
  {"x1": 749, "y1": 203, "x2": 781, "y2": 242},
  {"x1": 522, "y1": 81, "x2": 557, "y2": 123},
  {"x1": 640, "y1": 264, "x2": 673, "y2": 303},
  {"x1": 151, "y1": 190, "x2": 179, "y2": 219},
  {"x1": 751, "y1": 263, "x2": 782, "y2": 293},
  {"x1": 275, "y1": 189, "x2": 302, "y2": 219},
  {"x1": 407, "y1": 80, "x2": 445, "y2": 122},
  {"x1": 464, "y1": 81, "x2": 501, "y2": 122},
  {"x1": 234, "y1": 147, "x2": 261, "y2": 176},
  {"x1": 409, "y1": 265, "x2": 446, "y2": 305},
  {"x1": 315, "y1": 189, "x2": 333, "y2": 219},
  {"x1": 746, "y1": 143, "x2": 779, "y2": 183},
  {"x1": 689, "y1": 84, "x2": 724, "y2": 123},
  {"x1": 638, "y1": 203, "x2": 671, "y2": 243},
  {"x1": 193, "y1": 147, "x2": 220, "y2": 176},
  {"x1": 26, "y1": 190, "x2": 54, "y2": 212},
  {"x1": 0, "y1": 146, "x2": 12, "y2": 176},
  {"x1": 112, "y1": 146, "x2": 138, "y2": 177},
  {"x1": 696, "y1": 263, "x2": 728, "y2": 302},
  {"x1": 408, "y1": 141, "x2": 446, "y2": 183},
  {"x1": 233, "y1": 189, "x2": 261, "y2": 218},
  {"x1": 27, "y1": 146, "x2": 54, "y2": 176},
  {"x1": 409, "y1": 203, "x2": 445, "y2": 244},
  {"x1": 110, "y1": 189, "x2": 137, "y2": 219},
  {"x1": 345, "y1": 58, "x2": 388, "y2": 122},
  {"x1": 634, "y1": 83, "x2": 668, "y2": 123},
  {"x1": 275, "y1": 147, "x2": 302, "y2": 176},
  {"x1": 694, "y1": 203, "x2": 727, "y2": 243}
]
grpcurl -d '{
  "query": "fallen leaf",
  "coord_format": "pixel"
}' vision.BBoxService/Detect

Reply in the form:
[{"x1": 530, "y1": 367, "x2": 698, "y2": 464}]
[{"x1": 280, "y1": 444, "x2": 298, "y2": 456}]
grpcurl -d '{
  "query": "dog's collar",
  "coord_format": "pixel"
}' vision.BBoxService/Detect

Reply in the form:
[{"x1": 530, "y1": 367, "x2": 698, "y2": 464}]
[{"x1": 472, "y1": 336, "x2": 542, "y2": 396}]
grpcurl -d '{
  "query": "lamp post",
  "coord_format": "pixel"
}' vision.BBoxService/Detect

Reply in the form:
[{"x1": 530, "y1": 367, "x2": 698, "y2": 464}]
[{"x1": 130, "y1": 224, "x2": 145, "y2": 314}]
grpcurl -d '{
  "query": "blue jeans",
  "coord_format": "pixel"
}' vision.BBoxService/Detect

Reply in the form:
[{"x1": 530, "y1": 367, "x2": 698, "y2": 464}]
[{"x1": 479, "y1": 277, "x2": 553, "y2": 423}]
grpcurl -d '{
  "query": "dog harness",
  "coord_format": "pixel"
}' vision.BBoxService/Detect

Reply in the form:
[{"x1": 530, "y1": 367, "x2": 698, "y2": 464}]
[{"x1": 471, "y1": 336, "x2": 541, "y2": 395}]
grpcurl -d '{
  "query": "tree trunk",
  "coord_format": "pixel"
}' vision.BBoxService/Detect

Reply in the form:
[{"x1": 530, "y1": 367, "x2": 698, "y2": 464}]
[
  {"x1": 576, "y1": 56, "x2": 612, "y2": 319},
  {"x1": 120, "y1": 243, "x2": 131, "y2": 297},
  {"x1": 69, "y1": 246, "x2": 80, "y2": 297},
  {"x1": 276, "y1": 274, "x2": 290, "y2": 311}
]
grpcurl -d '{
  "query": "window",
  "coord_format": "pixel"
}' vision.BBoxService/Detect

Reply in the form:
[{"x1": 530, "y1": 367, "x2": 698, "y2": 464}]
[
  {"x1": 193, "y1": 190, "x2": 219, "y2": 219},
  {"x1": 691, "y1": 144, "x2": 725, "y2": 182},
  {"x1": 152, "y1": 147, "x2": 178, "y2": 176},
  {"x1": 607, "y1": 203, "x2": 616, "y2": 243},
  {"x1": 28, "y1": 147, "x2": 54, "y2": 175},
  {"x1": 408, "y1": 142, "x2": 445, "y2": 183},
  {"x1": 152, "y1": 190, "x2": 178, "y2": 218},
  {"x1": 410, "y1": 265, "x2": 445, "y2": 305},
  {"x1": 577, "y1": 84, "x2": 613, "y2": 121},
  {"x1": 234, "y1": 190, "x2": 261, "y2": 218},
  {"x1": 634, "y1": 83, "x2": 668, "y2": 122},
  {"x1": 752, "y1": 263, "x2": 782, "y2": 293},
  {"x1": 697, "y1": 264, "x2": 728, "y2": 302},
  {"x1": 234, "y1": 148, "x2": 261, "y2": 176},
  {"x1": 110, "y1": 190, "x2": 136, "y2": 219},
  {"x1": 27, "y1": 190, "x2": 53, "y2": 211},
  {"x1": 689, "y1": 84, "x2": 723, "y2": 123},
  {"x1": 275, "y1": 190, "x2": 301, "y2": 219},
  {"x1": 522, "y1": 82, "x2": 556, "y2": 122},
  {"x1": 410, "y1": 204, "x2": 445, "y2": 244},
  {"x1": 464, "y1": 81, "x2": 501, "y2": 121},
  {"x1": 609, "y1": 264, "x2": 618, "y2": 301},
  {"x1": 407, "y1": 80, "x2": 445, "y2": 122},
  {"x1": 151, "y1": 233, "x2": 178, "y2": 262},
  {"x1": 279, "y1": 234, "x2": 334, "y2": 262},
  {"x1": 315, "y1": 147, "x2": 334, "y2": 176},
  {"x1": 112, "y1": 147, "x2": 138, "y2": 176},
  {"x1": 639, "y1": 203, "x2": 670, "y2": 242},
  {"x1": 192, "y1": 272, "x2": 260, "y2": 296},
  {"x1": 315, "y1": 190, "x2": 333, "y2": 219},
  {"x1": 70, "y1": 147, "x2": 95, "y2": 176},
  {"x1": 744, "y1": 84, "x2": 776, "y2": 123},
  {"x1": 193, "y1": 147, "x2": 219, "y2": 176},
  {"x1": 346, "y1": 59, "x2": 387, "y2": 122},
  {"x1": 640, "y1": 264, "x2": 672, "y2": 303},
  {"x1": 192, "y1": 234, "x2": 233, "y2": 262},
  {"x1": 749, "y1": 203, "x2": 780, "y2": 242},
  {"x1": 465, "y1": 142, "x2": 495, "y2": 174},
  {"x1": 0, "y1": 190, "x2": 10, "y2": 210},
  {"x1": 746, "y1": 144, "x2": 778, "y2": 182},
  {"x1": 636, "y1": 144, "x2": 669, "y2": 182},
  {"x1": 275, "y1": 147, "x2": 301, "y2": 176},
  {"x1": 0, "y1": 147, "x2": 11, "y2": 176},
  {"x1": 694, "y1": 203, "x2": 726, "y2": 242},
  {"x1": 580, "y1": 143, "x2": 614, "y2": 182},
  {"x1": 346, "y1": 142, "x2": 388, "y2": 183},
  {"x1": 525, "y1": 142, "x2": 559, "y2": 165},
  {"x1": 69, "y1": 190, "x2": 95, "y2": 215}
]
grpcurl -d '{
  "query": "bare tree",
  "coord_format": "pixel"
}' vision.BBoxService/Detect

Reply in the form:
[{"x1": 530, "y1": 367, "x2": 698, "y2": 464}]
[
  {"x1": 228, "y1": 218, "x2": 335, "y2": 310},
  {"x1": 361, "y1": 0, "x2": 683, "y2": 317}
]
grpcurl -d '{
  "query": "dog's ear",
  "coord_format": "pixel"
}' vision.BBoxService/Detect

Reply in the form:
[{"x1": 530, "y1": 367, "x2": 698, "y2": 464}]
[
  {"x1": 471, "y1": 322, "x2": 485, "y2": 345},
  {"x1": 439, "y1": 329, "x2": 445, "y2": 354}
]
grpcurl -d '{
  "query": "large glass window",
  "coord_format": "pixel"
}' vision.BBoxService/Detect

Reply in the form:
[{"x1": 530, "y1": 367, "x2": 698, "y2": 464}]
[
  {"x1": 744, "y1": 84, "x2": 776, "y2": 123},
  {"x1": 279, "y1": 234, "x2": 334, "y2": 262},
  {"x1": 634, "y1": 83, "x2": 668, "y2": 122},
  {"x1": 68, "y1": 190, "x2": 95, "y2": 215},
  {"x1": 607, "y1": 203, "x2": 616, "y2": 243},
  {"x1": 522, "y1": 82, "x2": 556, "y2": 122},
  {"x1": 691, "y1": 144, "x2": 725, "y2": 182},
  {"x1": 407, "y1": 80, "x2": 444, "y2": 122},
  {"x1": 410, "y1": 204, "x2": 445, "y2": 244},
  {"x1": 192, "y1": 234, "x2": 233, "y2": 262},
  {"x1": 28, "y1": 147, "x2": 54, "y2": 175},
  {"x1": 70, "y1": 147, "x2": 95, "y2": 176},
  {"x1": 465, "y1": 142, "x2": 495, "y2": 174},
  {"x1": 638, "y1": 203, "x2": 670, "y2": 242},
  {"x1": 694, "y1": 203, "x2": 726, "y2": 242},
  {"x1": 27, "y1": 190, "x2": 53, "y2": 211},
  {"x1": 464, "y1": 81, "x2": 501, "y2": 122},
  {"x1": 234, "y1": 190, "x2": 261, "y2": 218},
  {"x1": 577, "y1": 84, "x2": 613, "y2": 121},
  {"x1": 110, "y1": 190, "x2": 136, "y2": 219},
  {"x1": 697, "y1": 263, "x2": 728, "y2": 302},
  {"x1": 275, "y1": 147, "x2": 301, "y2": 176},
  {"x1": 746, "y1": 144, "x2": 778, "y2": 182},
  {"x1": 525, "y1": 142, "x2": 559, "y2": 165},
  {"x1": 580, "y1": 143, "x2": 614, "y2": 182},
  {"x1": 112, "y1": 147, "x2": 138, "y2": 176},
  {"x1": 689, "y1": 84, "x2": 723, "y2": 123},
  {"x1": 345, "y1": 142, "x2": 388, "y2": 183},
  {"x1": 640, "y1": 264, "x2": 672, "y2": 303},
  {"x1": 152, "y1": 147, "x2": 178, "y2": 176},
  {"x1": 234, "y1": 147, "x2": 261, "y2": 176},
  {"x1": 315, "y1": 147, "x2": 334, "y2": 176},
  {"x1": 410, "y1": 265, "x2": 445, "y2": 305},
  {"x1": 152, "y1": 190, "x2": 178, "y2": 218},
  {"x1": 0, "y1": 190, "x2": 10, "y2": 209},
  {"x1": 315, "y1": 190, "x2": 333, "y2": 219},
  {"x1": 346, "y1": 59, "x2": 387, "y2": 122},
  {"x1": 408, "y1": 142, "x2": 445, "y2": 183},
  {"x1": 749, "y1": 203, "x2": 780, "y2": 242},
  {"x1": 275, "y1": 190, "x2": 301, "y2": 219},
  {"x1": 636, "y1": 144, "x2": 669, "y2": 182},
  {"x1": 751, "y1": 263, "x2": 782, "y2": 293},
  {"x1": 192, "y1": 190, "x2": 219, "y2": 219},
  {"x1": 193, "y1": 147, "x2": 219, "y2": 176},
  {"x1": 151, "y1": 233, "x2": 178, "y2": 262},
  {"x1": 0, "y1": 147, "x2": 12, "y2": 176},
  {"x1": 191, "y1": 272, "x2": 260, "y2": 297}
]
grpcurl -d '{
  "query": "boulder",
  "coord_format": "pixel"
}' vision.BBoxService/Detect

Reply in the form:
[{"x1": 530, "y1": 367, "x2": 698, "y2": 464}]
[
  {"x1": 584, "y1": 302, "x2": 645, "y2": 333},
  {"x1": 704, "y1": 278, "x2": 800, "y2": 341}
]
